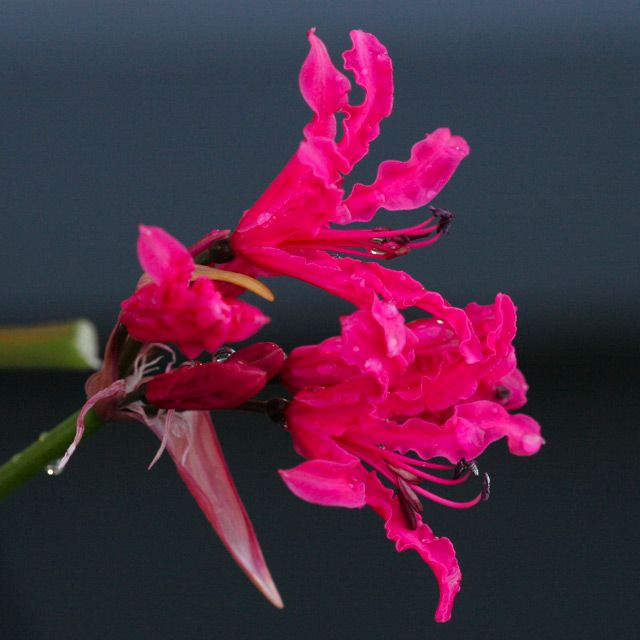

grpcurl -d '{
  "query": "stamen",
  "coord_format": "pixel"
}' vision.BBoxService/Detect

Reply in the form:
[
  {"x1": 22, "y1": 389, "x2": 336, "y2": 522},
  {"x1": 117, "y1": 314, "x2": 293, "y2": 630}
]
[
  {"x1": 481, "y1": 472, "x2": 491, "y2": 501},
  {"x1": 381, "y1": 448, "x2": 455, "y2": 471},
  {"x1": 429, "y1": 206, "x2": 455, "y2": 234},
  {"x1": 412, "y1": 484, "x2": 484, "y2": 510},
  {"x1": 454, "y1": 458, "x2": 479, "y2": 479},
  {"x1": 387, "y1": 463, "x2": 422, "y2": 484},
  {"x1": 396, "y1": 476, "x2": 423, "y2": 530},
  {"x1": 285, "y1": 213, "x2": 449, "y2": 261},
  {"x1": 390, "y1": 459, "x2": 471, "y2": 486}
]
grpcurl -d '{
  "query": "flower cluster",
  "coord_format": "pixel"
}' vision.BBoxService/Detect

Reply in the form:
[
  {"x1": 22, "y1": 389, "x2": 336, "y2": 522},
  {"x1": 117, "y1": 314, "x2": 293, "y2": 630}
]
[{"x1": 63, "y1": 29, "x2": 542, "y2": 621}]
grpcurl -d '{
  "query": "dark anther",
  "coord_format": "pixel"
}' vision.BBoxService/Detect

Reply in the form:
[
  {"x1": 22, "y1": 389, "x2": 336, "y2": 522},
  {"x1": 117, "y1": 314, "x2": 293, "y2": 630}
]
[
  {"x1": 453, "y1": 460, "x2": 466, "y2": 479},
  {"x1": 494, "y1": 385, "x2": 511, "y2": 402},
  {"x1": 481, "y1": 472, "x2": 491, "y2": 501},
  {"x1": 194, "y1": 237, "x2": 235, "y2": 265},
  {"x1": 454, "y1": 458, "x2": 479, "y2": 479},
  {"x1": 265, "y1": 397, "x2": 289, "y2": 424},
  {"x1": 428, "y1": 206, "x2": 455, "y2": 234},
  {"x1": 213, "y1": 347, "x2": 236, "y2": 362}
]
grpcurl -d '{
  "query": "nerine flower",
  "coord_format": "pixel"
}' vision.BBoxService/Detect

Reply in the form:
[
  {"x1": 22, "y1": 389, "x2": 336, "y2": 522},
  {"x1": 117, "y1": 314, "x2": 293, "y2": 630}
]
[
  {"x1": 121, "y1": 225, "x2": 270, "y2": 358},
  {"x1": 230, "y1": 30, "x2": 468, "y2": 308},
  {"x1": 279, "y1": 296, "x2": 543, "y2": 621}
]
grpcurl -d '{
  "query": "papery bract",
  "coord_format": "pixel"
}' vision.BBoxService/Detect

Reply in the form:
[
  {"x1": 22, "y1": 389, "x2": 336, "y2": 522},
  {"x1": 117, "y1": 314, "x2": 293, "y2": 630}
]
[{"x1": 67, "y1": 331, "x2": 284, "y2": 608}]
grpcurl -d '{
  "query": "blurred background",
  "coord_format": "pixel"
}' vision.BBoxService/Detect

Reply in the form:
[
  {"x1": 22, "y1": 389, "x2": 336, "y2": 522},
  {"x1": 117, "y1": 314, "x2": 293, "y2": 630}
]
[{"x1": 1, "y1": 1, "x2": 638, "y2": 638}]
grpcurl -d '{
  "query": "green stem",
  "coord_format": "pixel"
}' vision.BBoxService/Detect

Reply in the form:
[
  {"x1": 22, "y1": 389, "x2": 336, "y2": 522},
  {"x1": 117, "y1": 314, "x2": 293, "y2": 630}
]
[
  {"x1": 0, "y1": 408, "x2": 104, "y2": 500},
  {"x1": 0, "y1": 319, "x2": 101, "y2": 370}
]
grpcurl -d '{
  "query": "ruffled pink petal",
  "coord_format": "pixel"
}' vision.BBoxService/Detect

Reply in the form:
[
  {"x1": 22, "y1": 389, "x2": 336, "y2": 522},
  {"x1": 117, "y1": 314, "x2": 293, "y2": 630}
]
[
  {"x1": 337, "y1": 298, "x2": 415, "y2": 383},
  {"x1": 223, "y1": 298, "x2": 270, "y2": 344},
  {"x1": 338, "y1": 30, "x2": 394, "y2": 169},
  {"x1": 286, "y1": 377, "x2": 384, "y2": 443},
  {"x1": 300, "y1": 28, "x2": 351, "y2": 140},
  {"x1": 364, "y1": 473, "x2": 461, "y2": 622},
  {"x1": 233, "y1": 246, "x2": 426, "y2": 308},
  {"x1": 416, "y1": 290, "x2": 482, "y2": 363},
  {"x1": 343, "y1": 128, "x2": 469, "y2": 223},
  {"x1": 120, "y1": 278, "x2": 267, "y2": 360},
  {"x1": 145, "y1": 410, "x2": 283, "y2": 608},
  {"x1": 234, "y1": 155, "x2": 344, "y2": 242},
  {"x1": 297, "y1": 136, "x2": 349, "y2": 185},
  {"x1": 381, "y1": 401, "x2": 544, "y2": 463},
  {"x1": 494, "y1": 367, "x2": 529, "y2": 410},
  {"x1": 145, "y1": 362, "x2": 266, "y2": 410},
  {"x1": 279, "y1": 459, "x2": 367, "y2": 508},
  {"x1": 137, "y1": 225, "x2": 193, "y2": 285},
  {"x1": 280, "y1": 339, "x2": 359, "y2": 391}
]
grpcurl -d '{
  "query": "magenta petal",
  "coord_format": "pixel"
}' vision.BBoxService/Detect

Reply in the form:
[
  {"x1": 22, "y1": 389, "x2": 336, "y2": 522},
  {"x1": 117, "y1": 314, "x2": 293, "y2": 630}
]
[
  {"x1": 237, "y1": 246, "x2": 426, "y2": 308},
  {"x1": 417, "y1": 290, "x2": 482, "y2": 363},
  {"x1": 344, "y1": 128, "x2": 470, "y2": 222},
  {"x1": 339, "y1": 30, "x2": 394, "y2": 169},
  {"x1": 227, "y1": 342, "x2": 286, "y2": 381},
  {"x1": 300, "y1": 28, "x2": 351, "y2": 140},
  {"x1": 137, "y1": 225, "x2": 194, "y2": 285},
  {"x1": 279, "y1": 459, "x2": 366, "y2": 508},
  {"x1": 391, "y1": 401, "x2": 544, "y2": 463},
  {"x1": 495, "y1": 368, "x2": 530, "y2": 410},
  {"x1": 145, "y1": 362, "x2": 266, "y2": 410},
  {"x1": 364, "y1": 475, "x2": 461, "y2": 622},
  {"x1": 146, "y1": 410, "x2": 283, "y2": 608},
  {"x1": 224, "y1": 298, "x2": 270, "y2": 343}
]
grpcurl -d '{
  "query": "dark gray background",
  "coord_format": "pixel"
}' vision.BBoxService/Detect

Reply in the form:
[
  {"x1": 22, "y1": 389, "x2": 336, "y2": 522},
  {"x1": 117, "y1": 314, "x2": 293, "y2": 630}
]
[{"x1": 1, "y1": 1, "x2": 638, "y2": 638}]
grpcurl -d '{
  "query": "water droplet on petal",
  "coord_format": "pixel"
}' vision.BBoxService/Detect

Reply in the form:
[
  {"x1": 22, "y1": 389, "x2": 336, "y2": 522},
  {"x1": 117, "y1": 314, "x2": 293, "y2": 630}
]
[
  {"x1": 256, "y1": 212, "x2": 273, "y2": 225},
  {"x1": 214, "y1": 347, "x2": 236, "y2": 362}
]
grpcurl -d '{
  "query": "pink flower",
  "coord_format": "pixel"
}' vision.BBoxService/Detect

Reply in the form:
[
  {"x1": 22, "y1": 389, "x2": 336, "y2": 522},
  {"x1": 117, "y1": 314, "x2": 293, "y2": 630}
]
[
  {"x1": 121, "y1": 225, "x2": 269, "y2": 359},
  {"x1": 230, "y1": 30, "x2": 468, "y2": 309},
  {"x1": 279, "y1": 296, "x2": 543, "y2": 621}
]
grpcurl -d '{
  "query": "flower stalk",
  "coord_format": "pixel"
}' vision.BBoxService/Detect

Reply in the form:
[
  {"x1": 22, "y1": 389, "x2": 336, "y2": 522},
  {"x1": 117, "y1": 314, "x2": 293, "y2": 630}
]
[
  {"x1": 0, "y1": 319, "x2": 101, "y2": 370},
  {"x1": 0, "y1": 408, "x2": 103, "y2": 500}
]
